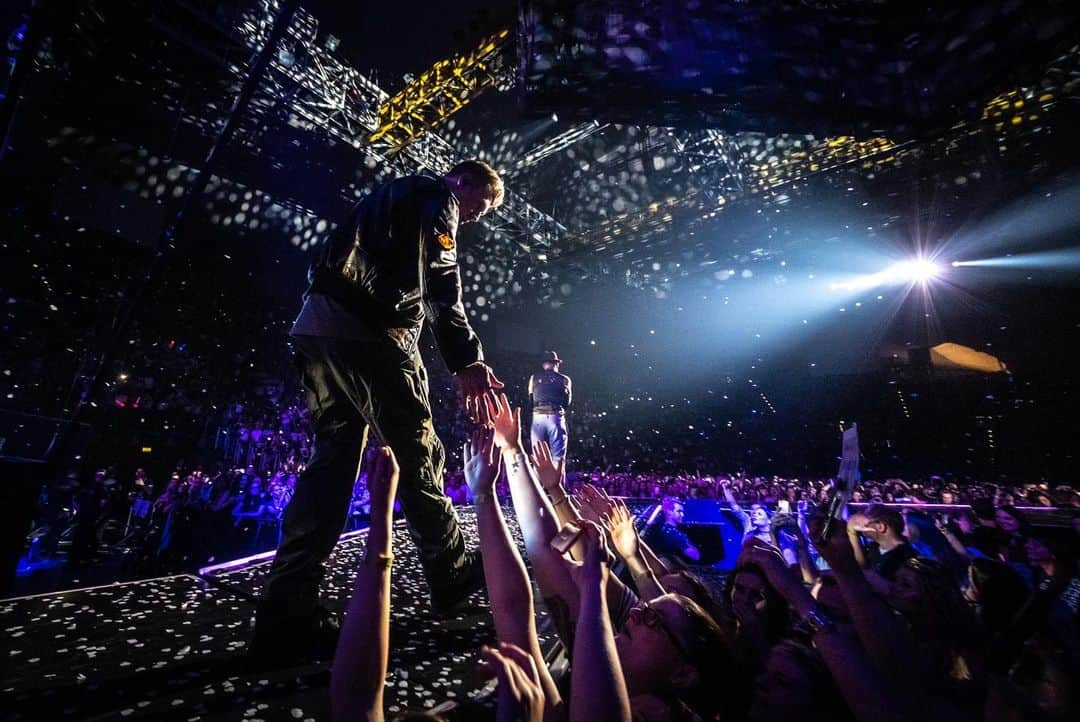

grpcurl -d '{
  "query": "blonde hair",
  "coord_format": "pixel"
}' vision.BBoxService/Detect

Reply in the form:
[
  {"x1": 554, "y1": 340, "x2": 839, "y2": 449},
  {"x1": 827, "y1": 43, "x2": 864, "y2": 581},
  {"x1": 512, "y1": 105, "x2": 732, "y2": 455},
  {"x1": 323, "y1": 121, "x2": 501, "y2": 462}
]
[{"x1": 448, "y1": 159, "x2": 504, "y2": 207}]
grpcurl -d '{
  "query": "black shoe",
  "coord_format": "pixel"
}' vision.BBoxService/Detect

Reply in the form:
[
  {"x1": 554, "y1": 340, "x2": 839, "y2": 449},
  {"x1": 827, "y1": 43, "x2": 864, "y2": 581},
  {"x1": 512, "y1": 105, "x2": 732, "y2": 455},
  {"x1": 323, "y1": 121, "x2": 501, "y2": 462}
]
[
  {"x1": 430, "y1": 551, "x2": 486, "y2": 616},
  {"x1": 247, "y1": 606, "x2": 341, "y2": 668}
]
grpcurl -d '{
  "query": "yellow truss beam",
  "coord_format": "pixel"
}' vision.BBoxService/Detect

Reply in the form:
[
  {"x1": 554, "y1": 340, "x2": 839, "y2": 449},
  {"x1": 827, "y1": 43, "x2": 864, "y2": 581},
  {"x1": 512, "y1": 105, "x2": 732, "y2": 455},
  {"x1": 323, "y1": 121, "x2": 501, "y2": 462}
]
[{"x1": 369, "y1": 28, "x2": 511, "y2": 150}]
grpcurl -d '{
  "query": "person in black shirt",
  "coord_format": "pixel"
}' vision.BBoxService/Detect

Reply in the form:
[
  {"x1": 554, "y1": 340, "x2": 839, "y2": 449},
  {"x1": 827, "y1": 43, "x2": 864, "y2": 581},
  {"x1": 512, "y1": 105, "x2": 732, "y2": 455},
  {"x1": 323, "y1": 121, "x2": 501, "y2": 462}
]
[
  {"x1": 849, "y1": 503, "x2": 918, "y2": 580},
  {"x1": 644, "y1": 497, "x2": 701, "y2": 564},
  {"x1": 252, "y1": 161, "x2": 505, "y2": 665},
  {"x1": 529, "y1": 350, "x2": 572, "y2": 463}
]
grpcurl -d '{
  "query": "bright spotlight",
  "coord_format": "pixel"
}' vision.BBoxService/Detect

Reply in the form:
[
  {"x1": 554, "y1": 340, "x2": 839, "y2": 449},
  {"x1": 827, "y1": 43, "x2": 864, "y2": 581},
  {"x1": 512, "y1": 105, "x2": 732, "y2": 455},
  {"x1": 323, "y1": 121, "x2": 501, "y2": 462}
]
[
  {"x1": 830, "y1": 257, "x2": 944, "y2": 292},
  {"x1": 900, "y1": 258, "x2": 941, "y2": 283}
]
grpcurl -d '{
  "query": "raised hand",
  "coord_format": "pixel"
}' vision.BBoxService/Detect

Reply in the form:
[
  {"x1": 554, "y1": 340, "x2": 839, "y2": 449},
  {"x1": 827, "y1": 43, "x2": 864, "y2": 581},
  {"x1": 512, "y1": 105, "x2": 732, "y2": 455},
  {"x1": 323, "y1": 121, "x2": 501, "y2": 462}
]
[
  {"x1": 738, "y1": 537, "x2": 815, "y2": 615},
  {"x1": 364, "y1": 445, "x2": 400, "y2": 519},
  {"x1": 480, "y1": 642, "x2": 545, "y2": 722},
  {"x1": 487, "y1": 392, "x2": 522, "y2": 451},
  {"x1": 575, "y1": 483, "x2": 616, "y2": 525},
  {"x1": 570, "y1": 521, "x2": 611, "y2": 590},
  {"x1": 464, "y1": 426, "x2": 501, "y2": 499},
  {"x1": 601, "y1": 498, "x2": 640, "y2": 561},
  {"x1": 531, "y1": 440, "x2": 565, "y2": 493},
  {"x1": 808, "y1": 508, "x2": 860, "y2": 573}
]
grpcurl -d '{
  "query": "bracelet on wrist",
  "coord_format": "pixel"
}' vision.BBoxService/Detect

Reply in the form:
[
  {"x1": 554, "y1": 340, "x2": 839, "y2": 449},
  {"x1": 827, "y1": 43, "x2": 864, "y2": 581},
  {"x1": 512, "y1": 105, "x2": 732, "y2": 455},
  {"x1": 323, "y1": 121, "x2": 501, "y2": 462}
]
[{"x1": 364, "y1": 553, "x2": 394, "y2": 570}]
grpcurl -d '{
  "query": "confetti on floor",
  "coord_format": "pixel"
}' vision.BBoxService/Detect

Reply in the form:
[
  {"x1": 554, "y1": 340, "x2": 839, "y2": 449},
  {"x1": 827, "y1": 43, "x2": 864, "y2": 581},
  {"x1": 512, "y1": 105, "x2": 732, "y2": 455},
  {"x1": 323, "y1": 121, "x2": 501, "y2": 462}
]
[{"x1": 3, "y1": 504, "x2": 657, "y2": 721}]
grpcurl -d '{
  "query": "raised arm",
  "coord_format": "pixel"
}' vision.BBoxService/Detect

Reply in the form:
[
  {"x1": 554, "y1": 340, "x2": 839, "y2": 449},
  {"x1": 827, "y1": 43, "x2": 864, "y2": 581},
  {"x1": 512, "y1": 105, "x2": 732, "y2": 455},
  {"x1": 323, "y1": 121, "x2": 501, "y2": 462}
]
[
  {"x1": 331, "y1": 447, "x2": 399, "y2": 722},
  {"x1": 569, "y1": 523, "x2": 632, "y2": 722},
  {"x1": 808, "y1": 513, "x2": 924, "y2": 696},
  {"x1": 464, "y1": 427, "x2": 564, "y2": 721},
  {"x1": 489, "y1": 394, "x2": 638, "y2": 635},
  {"x1": 488, "y1": 393, "x2": 583, "y2": 613},
  {"x1": 720, "y1": 478, "x2": 750, "y2": 534},
  {"x1": 742, "y1": 540, "x2": 908, "y2": 722},
  {"x1": 533, "y1": 440, "x2": 581, "y2": 536},
  {"x1": 602, "y1": 498, "x2": 666, "y2": 601}
]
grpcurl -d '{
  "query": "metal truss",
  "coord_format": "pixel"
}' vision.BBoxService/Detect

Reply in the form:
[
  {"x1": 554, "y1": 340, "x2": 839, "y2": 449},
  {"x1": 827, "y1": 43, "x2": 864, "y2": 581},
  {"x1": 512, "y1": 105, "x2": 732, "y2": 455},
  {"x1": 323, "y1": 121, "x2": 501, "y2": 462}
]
[
  {"x1": 237, "y1": 0, "x2": 386, "y2": 148},
  {"x1": 515, "y1": 120, "x2": 608, "y2": 170},
  {"x1": 369, "y1": 29, "x2": 511, "y2": 150},
  {"x1": 671, "y1": 128, "x2": 751, "y2": 197},
  {"x1": 231, "y1": 4, "x2": 566, "y2": 248}
]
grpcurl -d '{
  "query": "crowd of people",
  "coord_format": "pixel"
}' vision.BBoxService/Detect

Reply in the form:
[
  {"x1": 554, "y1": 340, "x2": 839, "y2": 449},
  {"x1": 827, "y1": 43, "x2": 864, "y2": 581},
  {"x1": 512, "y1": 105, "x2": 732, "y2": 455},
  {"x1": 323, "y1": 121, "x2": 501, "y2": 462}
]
[{"x1": 332, "y1": 392, "x2": 1080, "y2": 722}]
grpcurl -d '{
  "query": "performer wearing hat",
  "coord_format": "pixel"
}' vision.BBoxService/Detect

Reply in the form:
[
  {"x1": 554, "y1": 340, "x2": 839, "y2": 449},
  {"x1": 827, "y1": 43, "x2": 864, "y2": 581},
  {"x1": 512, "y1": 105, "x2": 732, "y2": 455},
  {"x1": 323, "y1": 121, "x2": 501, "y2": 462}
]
[{"x1": 529, "y1": 351, "x2": 572, "y2": 463}]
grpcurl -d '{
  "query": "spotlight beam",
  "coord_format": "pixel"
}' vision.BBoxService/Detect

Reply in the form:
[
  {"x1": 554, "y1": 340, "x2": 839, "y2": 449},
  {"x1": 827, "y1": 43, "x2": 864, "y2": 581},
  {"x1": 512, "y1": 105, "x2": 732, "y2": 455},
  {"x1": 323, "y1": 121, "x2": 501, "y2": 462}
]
[{"x1": 830, "y1": 258, "x2": 943, "y2": 292}]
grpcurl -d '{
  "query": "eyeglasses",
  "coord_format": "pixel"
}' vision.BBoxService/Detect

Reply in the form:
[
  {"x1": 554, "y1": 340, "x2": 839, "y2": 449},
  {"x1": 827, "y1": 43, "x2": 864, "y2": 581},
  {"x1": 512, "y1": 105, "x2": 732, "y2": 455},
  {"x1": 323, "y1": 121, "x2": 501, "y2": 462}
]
[{"x1": 634, "y1": 600, "x2": 692, "y2": 662}]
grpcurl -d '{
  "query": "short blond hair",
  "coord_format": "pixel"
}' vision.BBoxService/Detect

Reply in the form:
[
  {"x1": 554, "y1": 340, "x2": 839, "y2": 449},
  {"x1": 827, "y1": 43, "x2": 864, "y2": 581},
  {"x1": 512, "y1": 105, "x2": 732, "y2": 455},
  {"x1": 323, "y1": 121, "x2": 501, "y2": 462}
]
[{"x1": 448, "y1": 159, "x2": 504, "y2": 207}]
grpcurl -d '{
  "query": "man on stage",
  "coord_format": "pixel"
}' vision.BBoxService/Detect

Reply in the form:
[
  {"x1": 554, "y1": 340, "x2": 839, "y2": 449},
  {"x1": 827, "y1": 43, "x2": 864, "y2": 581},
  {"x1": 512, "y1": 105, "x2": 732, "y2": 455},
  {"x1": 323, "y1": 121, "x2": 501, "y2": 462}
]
[
  {"x1": 529, "y1": 350, "x2": 571, "y2": 464},
  {"x1": 251, "y1": 160, "x2": 504, "y2": 664}
]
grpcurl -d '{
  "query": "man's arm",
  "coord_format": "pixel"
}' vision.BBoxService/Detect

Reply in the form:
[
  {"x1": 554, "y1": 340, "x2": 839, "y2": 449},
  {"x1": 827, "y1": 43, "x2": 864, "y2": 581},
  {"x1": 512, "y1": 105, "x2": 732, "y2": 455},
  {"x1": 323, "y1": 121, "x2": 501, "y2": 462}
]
[
  {"x1": 564, "y1": 376, "x2": 572, "y2": 407},
  {"x1": 418, "y1": 191, "x2": 483, "y2": 374}
]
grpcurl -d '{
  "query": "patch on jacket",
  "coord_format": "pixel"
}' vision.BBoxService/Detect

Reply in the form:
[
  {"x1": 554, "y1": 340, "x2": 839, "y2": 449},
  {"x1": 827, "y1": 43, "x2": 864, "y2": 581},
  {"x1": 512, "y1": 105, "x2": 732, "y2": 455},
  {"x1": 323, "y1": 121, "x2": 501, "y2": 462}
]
[{"x1": 436, "y1": 232, "x2": 455, "y2": 250}]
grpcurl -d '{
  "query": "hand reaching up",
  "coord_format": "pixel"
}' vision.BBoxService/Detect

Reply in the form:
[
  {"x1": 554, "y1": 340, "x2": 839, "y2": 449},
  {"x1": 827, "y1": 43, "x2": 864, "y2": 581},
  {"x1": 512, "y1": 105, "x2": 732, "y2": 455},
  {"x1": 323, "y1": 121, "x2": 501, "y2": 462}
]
[
  {"x1": 600, "y1": 498, "x2": 639, "y2": 561},
  {"x1": 464, "y1": 426, "x2": 501, "y2": 499},
  {"x1": 480, "y1": 642, "x2": 545, "y2": 722},
  {"x1": 487, "y1": 392, "x2": 522, "y2": 451},
  {"x1": 574, "y1": 483, "x2": 616, "y2": 526},
  {"x1": 570, "y1": 521, "x2": 611, "y2": 590},
  {"x1": 364, "y1": 445, "x2": 400, "y2": 519},
  {"x1": 532, "y1": 440, "x2": 566, "y2": 493},
  {"x1": 808, "y1": 508, "x2": 860, "y2": 574}
]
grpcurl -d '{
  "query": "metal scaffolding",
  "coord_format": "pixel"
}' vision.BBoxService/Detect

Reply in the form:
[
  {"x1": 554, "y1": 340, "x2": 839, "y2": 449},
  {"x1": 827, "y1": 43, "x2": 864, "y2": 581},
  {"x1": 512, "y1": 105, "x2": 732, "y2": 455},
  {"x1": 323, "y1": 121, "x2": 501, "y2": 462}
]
[
  {"x1": 234, "y1": 4, "x2": 566, "y2": 248},
  {"x1": 369, "y1": 29, "x2": 512, "y2": 151}
]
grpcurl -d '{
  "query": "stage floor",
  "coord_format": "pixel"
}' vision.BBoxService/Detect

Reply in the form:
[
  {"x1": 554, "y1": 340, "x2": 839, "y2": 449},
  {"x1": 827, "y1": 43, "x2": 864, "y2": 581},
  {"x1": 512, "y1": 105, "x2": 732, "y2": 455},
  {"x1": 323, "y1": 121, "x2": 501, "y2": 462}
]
[{"x1": 2, "y1": 505, "x2": 570, "y2": 722}]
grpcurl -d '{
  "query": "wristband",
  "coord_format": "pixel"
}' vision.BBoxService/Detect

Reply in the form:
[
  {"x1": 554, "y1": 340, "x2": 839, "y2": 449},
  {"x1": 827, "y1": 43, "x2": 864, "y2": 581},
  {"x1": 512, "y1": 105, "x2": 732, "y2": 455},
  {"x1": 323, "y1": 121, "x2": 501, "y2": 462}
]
[{"x1": 365, "y1": 553, "x2": 394, "y2": 570}]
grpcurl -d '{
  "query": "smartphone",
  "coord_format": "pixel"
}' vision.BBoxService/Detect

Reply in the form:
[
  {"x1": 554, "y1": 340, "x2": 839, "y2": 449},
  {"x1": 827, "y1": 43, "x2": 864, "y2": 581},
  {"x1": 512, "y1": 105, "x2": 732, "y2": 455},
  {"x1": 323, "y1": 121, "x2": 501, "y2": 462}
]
[
  {"x1": 550, "y1": 522, "x2": 583, "y2": 554},
  {"x1": 777, "y1": 500, "x2": 791, "y2": 514}
]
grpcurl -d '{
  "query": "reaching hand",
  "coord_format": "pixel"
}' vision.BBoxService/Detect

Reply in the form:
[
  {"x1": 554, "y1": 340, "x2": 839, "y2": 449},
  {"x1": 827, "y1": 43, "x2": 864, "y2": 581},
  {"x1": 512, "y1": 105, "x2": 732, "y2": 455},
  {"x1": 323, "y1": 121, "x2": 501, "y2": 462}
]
[
  {"x1": 532, "y1": 440, "x2": 565, "y2": 492},
  {"x1": 487, "y1": 392, "x2": 522, "y2": 451},
  {"x1": 364, "y1": 445, "x2": 400, "y2": 519},
  {"x1": 455, "y1": 363, "x2": 504, "y2": 419},
  {"x1": 464, "y1": 426, "x2": 501, "y2": 498},
  {"x1": 570, "y1": 521, "x2": 611, "y2": 590},
  {"x1": 739, "y1": 537, "x2": 812, "y2": 611},
  {"x1": 808, "y1": 508, "x2": 859, "y2": 573},
  {"x1": 481, "y1": 642, "x2": 545, "y2": 722},
  {"x1": 601, "y1": 498, "x2": 639, "y2": 561},
  {"x1": 575, "y1": 483, "x2": 616, "y2": 525}
]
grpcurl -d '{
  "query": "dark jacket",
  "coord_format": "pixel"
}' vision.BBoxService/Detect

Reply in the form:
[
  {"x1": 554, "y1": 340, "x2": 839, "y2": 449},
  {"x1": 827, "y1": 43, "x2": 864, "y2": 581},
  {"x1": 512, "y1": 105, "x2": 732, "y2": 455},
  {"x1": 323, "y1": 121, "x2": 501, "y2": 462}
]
[{"x1": 307, "y1": 174, "x2": 482, "y2": 372}]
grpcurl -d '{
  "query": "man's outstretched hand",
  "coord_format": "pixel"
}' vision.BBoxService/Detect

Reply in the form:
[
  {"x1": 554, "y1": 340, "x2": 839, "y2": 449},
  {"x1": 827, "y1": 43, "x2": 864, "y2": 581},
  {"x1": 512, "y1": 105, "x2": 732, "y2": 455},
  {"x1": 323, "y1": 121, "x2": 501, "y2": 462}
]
[{"x1": 455, "y1": 362, "x2": 504, "y2": 421}]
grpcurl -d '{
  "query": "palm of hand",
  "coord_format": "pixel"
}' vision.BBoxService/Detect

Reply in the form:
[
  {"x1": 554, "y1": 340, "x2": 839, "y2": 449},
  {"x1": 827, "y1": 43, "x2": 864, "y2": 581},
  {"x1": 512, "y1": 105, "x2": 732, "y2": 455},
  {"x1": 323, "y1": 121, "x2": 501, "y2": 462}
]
[
  {"x1": 576, "y1": 498, "x2": 602, "y2": 524},
  {"x1": 535, "y1": 458, "x2": 559, "y2": 490},
  {"x1": 610, "y1": 520, "x2": 638, "y2": 558}
]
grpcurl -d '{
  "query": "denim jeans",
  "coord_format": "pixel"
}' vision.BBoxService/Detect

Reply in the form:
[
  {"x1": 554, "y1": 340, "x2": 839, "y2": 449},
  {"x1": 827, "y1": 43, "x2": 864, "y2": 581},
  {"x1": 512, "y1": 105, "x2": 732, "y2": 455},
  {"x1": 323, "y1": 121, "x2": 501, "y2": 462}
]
[{"x1": 530, "y1": 412, "x2": 568, "y2": 461}]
